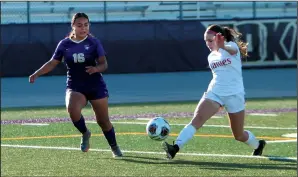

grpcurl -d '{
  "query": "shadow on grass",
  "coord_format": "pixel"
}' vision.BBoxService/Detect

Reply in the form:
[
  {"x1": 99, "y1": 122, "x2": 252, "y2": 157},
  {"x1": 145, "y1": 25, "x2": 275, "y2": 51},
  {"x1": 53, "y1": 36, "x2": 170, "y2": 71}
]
[
  {"x1": 264, "y1": 155, "x2": 297, "y2": 163},
  {"x1": 117, "y1": 154, "x2": 297, "y2": 171}
]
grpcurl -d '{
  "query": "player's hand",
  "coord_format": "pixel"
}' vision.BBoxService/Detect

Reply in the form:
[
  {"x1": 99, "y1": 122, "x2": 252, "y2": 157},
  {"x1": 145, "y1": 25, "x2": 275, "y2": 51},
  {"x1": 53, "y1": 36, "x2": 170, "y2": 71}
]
[
  {"x1": 85, "y1": 66, "x2": 99, "y2": 75},
  {"x1": 214, "y1": 33, "x2": 225, "y2": 49},
  {"x1": 29, "y1": 73, "x2": 38, "y2": 83}
]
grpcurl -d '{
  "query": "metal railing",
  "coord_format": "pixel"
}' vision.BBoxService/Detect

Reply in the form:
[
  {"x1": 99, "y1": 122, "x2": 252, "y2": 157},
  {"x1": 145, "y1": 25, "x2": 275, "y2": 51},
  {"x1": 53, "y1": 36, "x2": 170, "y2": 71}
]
[{"x1": 1, "y1": 1, "x2": 296, "y2": 24}]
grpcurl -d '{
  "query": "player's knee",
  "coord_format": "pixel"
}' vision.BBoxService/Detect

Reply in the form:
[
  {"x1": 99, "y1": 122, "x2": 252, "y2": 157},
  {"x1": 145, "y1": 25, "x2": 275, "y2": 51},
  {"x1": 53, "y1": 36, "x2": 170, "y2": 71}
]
[
  {"x1": 66, "y1": 105, "x2": 80, "y2": 116},
  {"x1": 66, "y1": 106, "x2": 74, "y2": 114},
  {"x1": 96, "y1": 118, "x2": 111, "y2": 130},
  {"x1": 96, "y1": 119, "x2": 104, "y2": 127}
]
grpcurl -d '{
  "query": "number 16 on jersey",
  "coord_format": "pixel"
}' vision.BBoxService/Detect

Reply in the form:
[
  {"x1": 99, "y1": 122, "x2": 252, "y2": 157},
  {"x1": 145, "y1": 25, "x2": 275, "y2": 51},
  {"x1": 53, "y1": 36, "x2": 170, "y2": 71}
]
[{"x1": 73, "y1": 53, "x2": 85, "y2": 63}]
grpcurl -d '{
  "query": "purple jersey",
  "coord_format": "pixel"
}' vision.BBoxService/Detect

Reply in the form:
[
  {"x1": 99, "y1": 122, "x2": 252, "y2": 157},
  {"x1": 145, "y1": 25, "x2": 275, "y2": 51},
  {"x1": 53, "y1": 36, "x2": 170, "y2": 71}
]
[{"x1": 52, "y1": 35, "x2": 107, "y2": 90}]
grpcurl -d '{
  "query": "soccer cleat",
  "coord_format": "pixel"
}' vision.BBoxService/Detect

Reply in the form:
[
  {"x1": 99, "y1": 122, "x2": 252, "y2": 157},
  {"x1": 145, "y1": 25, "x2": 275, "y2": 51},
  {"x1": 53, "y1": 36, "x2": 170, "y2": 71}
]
[
  {"x1": 80, "y1": 130, "x2": 91, "y2": 152},
  {"x1": 162, "y1": 141, "x2": 179, "y2": 159},
  {"x1": 253, "y1": 140, "x2": 266, "y2": 156},
  {"x1": 111, "y1": 145, "x2": 123, "y2": 157}
]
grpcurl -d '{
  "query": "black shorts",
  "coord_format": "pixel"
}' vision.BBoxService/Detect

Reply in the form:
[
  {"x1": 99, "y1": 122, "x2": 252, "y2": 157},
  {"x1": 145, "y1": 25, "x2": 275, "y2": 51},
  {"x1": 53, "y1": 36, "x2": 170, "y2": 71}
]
[{"x1": 66, "y1": 86, "x2": 109, "y2": 101}]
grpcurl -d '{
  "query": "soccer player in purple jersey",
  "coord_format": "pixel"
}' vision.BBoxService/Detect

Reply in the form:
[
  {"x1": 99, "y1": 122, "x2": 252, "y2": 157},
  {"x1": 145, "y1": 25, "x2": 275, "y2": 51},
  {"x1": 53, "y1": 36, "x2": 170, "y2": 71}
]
[{"x1": 29, "y1": 13, "x2": 122, "y2": 157}]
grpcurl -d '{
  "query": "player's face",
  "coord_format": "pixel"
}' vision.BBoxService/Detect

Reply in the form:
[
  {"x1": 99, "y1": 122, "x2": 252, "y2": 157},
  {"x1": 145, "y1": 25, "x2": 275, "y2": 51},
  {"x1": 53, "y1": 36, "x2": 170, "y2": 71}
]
[
  {"x1": 72, "y1": 17, "x2": 90, "y2": 39},
  {"x1": 204, "y1": 32, "x2": 216, "y2": 51}
]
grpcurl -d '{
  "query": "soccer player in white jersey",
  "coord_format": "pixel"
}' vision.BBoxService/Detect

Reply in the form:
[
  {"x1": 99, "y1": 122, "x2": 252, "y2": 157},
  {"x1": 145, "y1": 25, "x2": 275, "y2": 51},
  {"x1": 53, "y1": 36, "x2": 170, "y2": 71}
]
[{"x1": 163, "y1": 24, "x2": 266, "y2": 160}]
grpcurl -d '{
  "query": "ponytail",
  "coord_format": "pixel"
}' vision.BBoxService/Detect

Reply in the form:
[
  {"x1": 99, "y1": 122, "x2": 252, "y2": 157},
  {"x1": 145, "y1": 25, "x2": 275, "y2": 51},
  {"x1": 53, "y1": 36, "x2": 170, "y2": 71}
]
[
  {"x1": 222, "y1": 26, "x2": 248, "y2": 59},
  {"x1": 66, "y1": 30, "x2": 75, "y2": 38},
  {"x1": 222, "y1": 27, "x2": 234, "y2": 42}
]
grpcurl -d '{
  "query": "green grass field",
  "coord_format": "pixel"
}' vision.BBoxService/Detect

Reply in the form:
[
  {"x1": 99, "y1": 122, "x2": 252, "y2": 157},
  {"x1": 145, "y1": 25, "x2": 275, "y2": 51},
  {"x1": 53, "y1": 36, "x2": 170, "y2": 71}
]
[{"x1": 1, "y1": 98, "x2": 297, "y2": 176}]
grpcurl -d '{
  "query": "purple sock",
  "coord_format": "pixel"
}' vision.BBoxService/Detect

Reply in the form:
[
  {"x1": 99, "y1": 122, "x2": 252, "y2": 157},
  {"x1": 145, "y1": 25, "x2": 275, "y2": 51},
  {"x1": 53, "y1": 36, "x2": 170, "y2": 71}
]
[
  {"x1": 103, "y1": 127, "x2": 117, "y2": 147},
  {"x1": 72, "y1": 115, "x2": 87, "y2": 134}
]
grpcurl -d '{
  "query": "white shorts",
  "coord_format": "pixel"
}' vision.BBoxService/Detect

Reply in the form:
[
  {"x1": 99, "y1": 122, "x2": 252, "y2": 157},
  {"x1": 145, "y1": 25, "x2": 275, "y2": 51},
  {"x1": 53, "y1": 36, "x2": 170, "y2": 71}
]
[{"x1": 201, "y1": 91, "x2": 245, "y2": 113}]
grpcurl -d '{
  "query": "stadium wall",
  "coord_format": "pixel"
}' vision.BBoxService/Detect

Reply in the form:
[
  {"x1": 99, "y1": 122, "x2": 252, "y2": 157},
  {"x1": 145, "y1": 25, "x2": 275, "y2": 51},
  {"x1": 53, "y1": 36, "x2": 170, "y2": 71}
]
[{"x1": 1, "y1": 18, "x2": 296, "y2": 77}]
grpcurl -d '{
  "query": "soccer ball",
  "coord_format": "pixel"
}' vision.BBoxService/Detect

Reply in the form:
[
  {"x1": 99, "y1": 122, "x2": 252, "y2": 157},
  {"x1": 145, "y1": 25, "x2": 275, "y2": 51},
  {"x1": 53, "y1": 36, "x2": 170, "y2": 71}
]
[{"x1": 146, "y1": 117, "x2": 171, "y2": 141}]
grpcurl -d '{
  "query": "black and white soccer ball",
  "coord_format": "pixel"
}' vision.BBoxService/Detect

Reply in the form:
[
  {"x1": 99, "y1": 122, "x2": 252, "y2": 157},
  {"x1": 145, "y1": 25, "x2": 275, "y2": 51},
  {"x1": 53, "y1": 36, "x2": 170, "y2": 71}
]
[{"x1": 146, "y1": 117, "x2": 171, "y2": 141}]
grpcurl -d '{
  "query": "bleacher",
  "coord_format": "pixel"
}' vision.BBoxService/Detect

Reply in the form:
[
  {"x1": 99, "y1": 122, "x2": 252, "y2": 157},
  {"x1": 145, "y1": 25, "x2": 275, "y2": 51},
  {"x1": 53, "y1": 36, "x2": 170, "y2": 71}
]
[{"x1": 1, "y1": 1, "x2": 296, "y2": 24}]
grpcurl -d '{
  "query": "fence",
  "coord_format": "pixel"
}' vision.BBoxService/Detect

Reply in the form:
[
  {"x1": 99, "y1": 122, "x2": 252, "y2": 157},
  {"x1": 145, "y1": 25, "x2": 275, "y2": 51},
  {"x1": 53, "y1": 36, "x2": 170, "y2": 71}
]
[{"x1": 1, "y1": 1, "x2": 297, "y2": 24}]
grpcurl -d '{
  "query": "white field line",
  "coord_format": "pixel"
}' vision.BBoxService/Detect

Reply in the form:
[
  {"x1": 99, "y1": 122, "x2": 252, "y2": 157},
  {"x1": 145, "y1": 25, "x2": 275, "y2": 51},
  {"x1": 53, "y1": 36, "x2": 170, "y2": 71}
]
[
  {"x1": 135, "y1": 116, "x2": 222, "y2": 120},
  {"x1": 1, "y1": 144, "x2": 296, "y2": 161},
  {"x1": 21, "y1": 123, "x2": 49, "y2": 126},
  {"x1": 92, "y1": 121, "x2": 297, "y2": 130},
  {"x1": 266, "y1": 140, "x2": 297, "y2": 143},
  {"x1": 136, "y1": 118, "x2": 152, "y2": 121},
  {"x1": 211, "y1": 116, "x2": 223, "y2": 118},
  {"x1": 282, "y1": 133, "x2": 297, "y2": 138},
  {"x1": 248, "y1": 113, "x2": 278, "y2": 117}
]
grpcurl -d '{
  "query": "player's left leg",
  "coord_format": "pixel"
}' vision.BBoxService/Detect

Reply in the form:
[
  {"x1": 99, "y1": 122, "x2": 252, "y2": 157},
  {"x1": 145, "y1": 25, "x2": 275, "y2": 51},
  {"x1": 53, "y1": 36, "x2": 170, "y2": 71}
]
[
  {"x1": 224, "y1": 94, "x2": 266, "y2": 156},
  {"x1": 89, "y1": 95, "x2": 123, "y2": 157}
]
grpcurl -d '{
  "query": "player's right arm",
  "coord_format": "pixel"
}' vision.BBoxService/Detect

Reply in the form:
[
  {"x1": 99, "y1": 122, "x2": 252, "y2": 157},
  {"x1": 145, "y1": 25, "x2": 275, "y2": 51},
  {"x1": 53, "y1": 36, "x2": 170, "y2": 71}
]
[
  {"x1": 29, "y1": 59, "x2": 61, "y2": 83},
  {"x1": 29, "y1": 40, "x2": 64, "y2": 83}
]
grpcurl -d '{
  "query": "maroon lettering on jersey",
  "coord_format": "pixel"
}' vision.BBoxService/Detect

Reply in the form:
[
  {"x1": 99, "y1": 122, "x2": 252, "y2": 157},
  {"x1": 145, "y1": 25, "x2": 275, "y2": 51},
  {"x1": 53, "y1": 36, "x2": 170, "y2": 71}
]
[{"x1": 210, "y1": 58, "x2": 232, "y2": 69}]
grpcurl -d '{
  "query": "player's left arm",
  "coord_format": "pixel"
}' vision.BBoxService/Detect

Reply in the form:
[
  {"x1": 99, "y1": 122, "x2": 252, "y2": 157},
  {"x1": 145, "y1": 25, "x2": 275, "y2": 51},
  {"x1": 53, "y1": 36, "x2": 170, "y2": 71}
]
[
  {"x1": 86, "y1": 38, "x2": 108, "y2": 74},
  {"x1": 222, "y1": 45, "x2": 238, "y2": 55},
  {"x1": 95, "y1": 56, "x2": 108, "y2": 72},
  {"x1": 85, "y1": 56, "x2": 107, "y2": 74},
  {"x1": 222, "y1": 41, "x2": 238, "y2": 55},
  {"x1": 95, "y1": 39, "x2": 108, "y2": 72},
  {"x1": 216, "y1": 33, "x2": 238, "y2": 55}
]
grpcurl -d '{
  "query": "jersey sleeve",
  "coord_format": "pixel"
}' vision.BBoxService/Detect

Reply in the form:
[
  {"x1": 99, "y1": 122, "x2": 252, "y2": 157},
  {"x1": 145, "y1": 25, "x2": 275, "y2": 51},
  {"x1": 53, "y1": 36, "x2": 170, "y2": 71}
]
[
  {"x1": 95, "y1": 39, "x2": 106, "y2": 58},
  {"x1": 226, "y1": 41, "x2": 239, "y2": 51},
  {"x1": 51, "y1": 40, "x2": 64, "y2": 61}
]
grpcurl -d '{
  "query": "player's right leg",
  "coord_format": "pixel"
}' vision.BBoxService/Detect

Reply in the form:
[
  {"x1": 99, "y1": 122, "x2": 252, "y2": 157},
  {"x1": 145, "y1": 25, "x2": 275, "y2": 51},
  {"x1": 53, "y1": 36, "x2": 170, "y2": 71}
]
[
  {"x1": 163, "y1": 92, "x2": 222, "y2": 159},
  {"x1": 65, "y1": 89, "x2": 91, "y2": 152}
]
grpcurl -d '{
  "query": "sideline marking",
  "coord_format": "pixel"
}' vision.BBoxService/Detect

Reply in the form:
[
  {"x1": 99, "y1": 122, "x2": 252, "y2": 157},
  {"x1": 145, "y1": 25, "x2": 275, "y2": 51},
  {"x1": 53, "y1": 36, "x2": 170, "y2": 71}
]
[
  {"x1": 105, "y1": 121, "x2": 297, "y2": 130},
  {"x1": 21, "y1": 123, "x2": 49, "y2": 126},
  {"x1": 1, "y1": 144, "x2": 296, "y2": 161},
  {"x1": 248, "y1": 113, "x2": 278, "y2": 117},
  {"x1": 282, "y1": 133, "x2": 297, "y2": 138},
  {"x1": 136, "y1": 118, "x2": 152, "y2": 121},
  {"x1": 1, "y1": 132, "x2": 296, "y2": 141},
  {"x1": 266, "y1": 140, "x2": 297, "y2": 143}
]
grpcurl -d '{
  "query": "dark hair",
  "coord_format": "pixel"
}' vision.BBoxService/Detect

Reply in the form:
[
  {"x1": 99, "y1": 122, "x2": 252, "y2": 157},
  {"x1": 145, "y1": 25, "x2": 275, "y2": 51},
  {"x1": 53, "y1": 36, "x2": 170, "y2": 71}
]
[
  {"x1": 68, "y1": 12, "x2": 91, "y2": 38},
  {"x1": 206, "y1": 24, "x2": 248, "y2": 59}
]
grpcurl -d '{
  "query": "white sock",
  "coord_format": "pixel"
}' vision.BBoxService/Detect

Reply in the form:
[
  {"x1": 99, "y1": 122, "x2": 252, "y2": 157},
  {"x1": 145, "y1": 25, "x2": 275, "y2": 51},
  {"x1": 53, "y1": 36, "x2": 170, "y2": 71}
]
[
  {"x1": 175, "y1": 124, "x2": 197, "y2": 149},
  {"x1": 244, "y1": 130, "x2": 260, "y2": 149}
]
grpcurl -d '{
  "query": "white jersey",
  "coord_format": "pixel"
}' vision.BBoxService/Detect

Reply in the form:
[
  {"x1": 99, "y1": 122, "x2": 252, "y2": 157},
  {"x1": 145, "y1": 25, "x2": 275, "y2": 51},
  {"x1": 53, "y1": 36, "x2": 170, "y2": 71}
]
[{"x1": 206, "y1": 41, "x2": 245, "y2": 96}]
